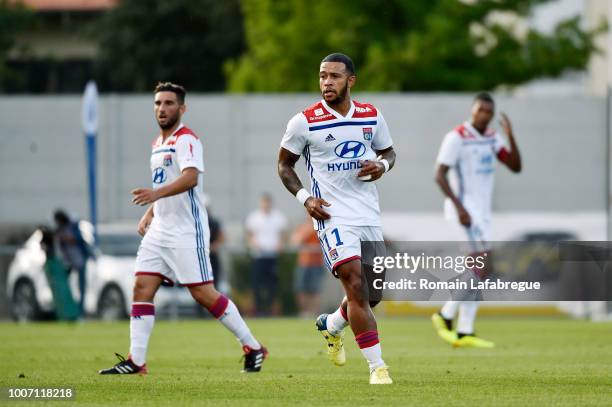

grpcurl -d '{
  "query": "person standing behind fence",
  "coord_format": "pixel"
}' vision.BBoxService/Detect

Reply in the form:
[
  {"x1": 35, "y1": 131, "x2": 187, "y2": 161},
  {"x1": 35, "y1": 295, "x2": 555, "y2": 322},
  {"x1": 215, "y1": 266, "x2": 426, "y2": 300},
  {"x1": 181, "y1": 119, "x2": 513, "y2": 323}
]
[
  {"x1": 245, "y1": 193, "x2": 288, "y2": 316},
  {"x1": 204, "y1": 195, "x2": 228, "y2": 294},
  {"x1": 53, "y1": 210, "x2": 91, "y2": 316},
  {"x1": 291, "y1": 216, "x2": 325, "y2": 317}
]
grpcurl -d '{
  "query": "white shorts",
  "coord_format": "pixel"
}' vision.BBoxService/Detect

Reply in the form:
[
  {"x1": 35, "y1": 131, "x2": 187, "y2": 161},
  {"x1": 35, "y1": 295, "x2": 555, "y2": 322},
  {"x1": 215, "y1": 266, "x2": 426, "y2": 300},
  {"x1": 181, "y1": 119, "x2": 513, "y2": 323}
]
[
  {"x1": 135, "y1": 242, "x2": 214, "y2": 286},
  {"x1": 317, "y1": 225, "x2": 383, "y2": 276},
  {"x1": 463, "y1": 217, "x2": 491, "y2": 253}
]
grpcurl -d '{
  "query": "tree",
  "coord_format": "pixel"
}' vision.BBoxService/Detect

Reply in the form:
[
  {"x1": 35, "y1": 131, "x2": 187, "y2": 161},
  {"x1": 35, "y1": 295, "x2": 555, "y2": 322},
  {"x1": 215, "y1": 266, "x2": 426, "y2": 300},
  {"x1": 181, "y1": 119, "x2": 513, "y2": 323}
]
[
  {"x1": 0, "y1": 0, "x2": 34, "y2": 92},
  {"x1": 95, "y1": 0, "x2": 245, "y2": 92},
  {"x1": 226, "y1": 0, "x2": 607, "y2": 92}
]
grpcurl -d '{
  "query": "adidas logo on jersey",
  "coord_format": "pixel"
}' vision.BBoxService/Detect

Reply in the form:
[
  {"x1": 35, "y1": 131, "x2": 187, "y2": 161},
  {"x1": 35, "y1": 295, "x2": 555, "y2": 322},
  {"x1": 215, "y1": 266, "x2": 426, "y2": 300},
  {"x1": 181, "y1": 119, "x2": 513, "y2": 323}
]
[{"x1": 325, "y1": 134, "x2": 336, "y2": 142}]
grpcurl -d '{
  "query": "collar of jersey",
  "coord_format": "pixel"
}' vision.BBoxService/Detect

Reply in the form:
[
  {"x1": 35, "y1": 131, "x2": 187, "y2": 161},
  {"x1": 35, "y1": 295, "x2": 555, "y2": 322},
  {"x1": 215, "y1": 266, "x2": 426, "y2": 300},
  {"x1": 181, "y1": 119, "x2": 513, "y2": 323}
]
[
  {"x1": 158, "y1": 122, "x2": 185, "y2": 145},
  {"x1": 321, "y1": 99, "x2": 355, "y2": 120},
  {"x1": 463, "y1": 121, "x2": 486, "y2": 139}
]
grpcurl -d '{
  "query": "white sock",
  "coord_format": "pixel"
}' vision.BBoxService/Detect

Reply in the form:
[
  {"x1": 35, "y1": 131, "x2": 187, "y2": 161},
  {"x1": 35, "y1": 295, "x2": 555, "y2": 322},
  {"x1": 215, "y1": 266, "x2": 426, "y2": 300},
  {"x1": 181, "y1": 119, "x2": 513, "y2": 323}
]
[
  {"x1": 440, "y1": 301, "x2": 459, "y2": 320},
  {"x1": 356, "y1": 330, "x2": 385, "y2": 371},
  {"x1": 129, "y1": 302, "x2": 155, "y2": 366},
  {"x1": 327, "y1": 307, "x2": 349, "y2": 336},
  {"x1": 209, "y1": 295, "x2": 260, "y2": 349},
  {"x1": 361, "y1": 343, "x2": 385, "y2": 371},
  {"x1": 457, "y1": 301, "x2": 478, "y2": 334}
]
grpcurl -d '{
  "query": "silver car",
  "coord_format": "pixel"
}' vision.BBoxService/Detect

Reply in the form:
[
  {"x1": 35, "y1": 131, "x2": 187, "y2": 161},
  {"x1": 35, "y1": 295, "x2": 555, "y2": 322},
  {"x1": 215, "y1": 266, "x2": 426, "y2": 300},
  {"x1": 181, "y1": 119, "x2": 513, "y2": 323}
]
[{"x1": 7, "y1": 222, "x2": 195, "y2": 321}]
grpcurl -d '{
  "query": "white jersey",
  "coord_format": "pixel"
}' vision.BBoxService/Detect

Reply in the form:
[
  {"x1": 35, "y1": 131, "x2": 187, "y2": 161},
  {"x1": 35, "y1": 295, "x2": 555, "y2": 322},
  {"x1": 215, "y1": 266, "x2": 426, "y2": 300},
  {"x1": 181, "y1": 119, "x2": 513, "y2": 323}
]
[
  {"x1": 436, "y1": 121, "x2": 508, "y2": 222},
  {"x1": 281, "y1": 99, "x2": 393, "y2": 230},
  {"x1": 142, "y1": 123, "x2": 209, "y2": 248},
  {"x1": 245, "y1": 208, "x2": 288, "y2": 257}
]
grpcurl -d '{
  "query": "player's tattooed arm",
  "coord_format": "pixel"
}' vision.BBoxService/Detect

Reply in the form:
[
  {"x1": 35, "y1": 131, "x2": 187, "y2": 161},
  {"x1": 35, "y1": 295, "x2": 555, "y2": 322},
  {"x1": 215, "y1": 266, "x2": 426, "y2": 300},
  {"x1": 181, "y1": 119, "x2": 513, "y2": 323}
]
[
  {"x1": 131, "y1": 168, "x2": 199, "y2": 206},
  {"x1": 357, "y1": 146, "x2": 396, "y2": 182},
  {"x1": 278, "y1": 147, "x2": 331, "y2": 220},
  {"x1": 498, "y1": 113, "x2": 522, "y2": 173},
  {"x1": 435, "y1": 164, "x2": 471, "y2": 227}
]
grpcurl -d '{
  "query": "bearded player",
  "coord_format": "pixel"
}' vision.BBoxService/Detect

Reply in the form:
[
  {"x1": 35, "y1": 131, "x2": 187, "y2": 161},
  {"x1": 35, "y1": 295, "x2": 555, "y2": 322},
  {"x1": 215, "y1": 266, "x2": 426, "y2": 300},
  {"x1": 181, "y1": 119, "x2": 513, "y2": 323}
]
[
  {"x1": 99, "y1": 82, "x2": 266, "y2": 375},
  {"x1": 432, "y1": 92, "x2": 521, "y2": 348},
  {"x1": 278, "y1": 53, "x2": 396, "y2": 384}
]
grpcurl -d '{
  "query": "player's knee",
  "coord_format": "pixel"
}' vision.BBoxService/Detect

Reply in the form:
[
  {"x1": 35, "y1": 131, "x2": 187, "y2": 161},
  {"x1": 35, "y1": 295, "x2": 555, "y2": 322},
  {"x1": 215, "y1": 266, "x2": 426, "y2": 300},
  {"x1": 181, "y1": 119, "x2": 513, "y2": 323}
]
[
  {"x1": 188, "y1": 283, "x2": 218, "y2": 308},
  {"x1": 133, "y1": 279, "x2": 155, "y2": 302},
  {"x1": 344, "y1": 278, "x2": 368, "y2": 305}
]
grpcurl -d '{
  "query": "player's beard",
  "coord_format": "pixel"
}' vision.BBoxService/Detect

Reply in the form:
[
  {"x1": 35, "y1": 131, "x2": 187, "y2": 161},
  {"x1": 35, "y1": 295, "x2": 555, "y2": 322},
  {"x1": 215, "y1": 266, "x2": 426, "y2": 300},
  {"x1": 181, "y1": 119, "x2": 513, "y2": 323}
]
[
  {"x1": 157, "y1": 112, "x2": 179, "y2": 130},
  {"x1": 324, "y1": 82, "x2": 349, "y2": 107}
]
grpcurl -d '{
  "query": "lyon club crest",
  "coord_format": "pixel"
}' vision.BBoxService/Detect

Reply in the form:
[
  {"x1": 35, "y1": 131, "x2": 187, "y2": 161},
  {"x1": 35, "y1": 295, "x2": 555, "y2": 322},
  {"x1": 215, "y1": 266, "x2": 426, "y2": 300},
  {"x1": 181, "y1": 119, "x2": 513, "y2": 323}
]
[
  {"x1": 329, "y1": 248, "x2": 338, "y2": 261},
  {"x1": 362, "y1": 127, "x2": 373, "y2": 141},
  {"x1": 163, "y1": 154, "x2": 172, "y2": 166}
]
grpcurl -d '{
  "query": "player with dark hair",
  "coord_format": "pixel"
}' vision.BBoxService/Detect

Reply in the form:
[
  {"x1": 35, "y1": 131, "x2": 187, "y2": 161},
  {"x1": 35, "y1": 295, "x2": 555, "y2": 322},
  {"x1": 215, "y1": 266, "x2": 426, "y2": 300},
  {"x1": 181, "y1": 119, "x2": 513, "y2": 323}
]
[
  {"x1": 99, "y1": 82, "x2": 267, "y2": 375},
  {"x1": 278, "y1": 53, "x2": 396, "y2": 384},
  {"x1": 432, "y1": 92, "x2": 521, "y2": 348}
]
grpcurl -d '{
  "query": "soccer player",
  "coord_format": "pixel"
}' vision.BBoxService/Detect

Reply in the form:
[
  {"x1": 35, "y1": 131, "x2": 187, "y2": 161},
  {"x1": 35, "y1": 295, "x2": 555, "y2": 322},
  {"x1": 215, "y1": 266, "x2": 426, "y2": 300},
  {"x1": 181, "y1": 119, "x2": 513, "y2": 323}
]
[
  {"x1": 431, "y1": 92, "x2": 522, "y2": 348},
  {"x1": 99, "y1": 82, "x2": 266, "y2": 375},
  {"x1": 277, "y1": 53, "x2": 396, "y2": 384}
]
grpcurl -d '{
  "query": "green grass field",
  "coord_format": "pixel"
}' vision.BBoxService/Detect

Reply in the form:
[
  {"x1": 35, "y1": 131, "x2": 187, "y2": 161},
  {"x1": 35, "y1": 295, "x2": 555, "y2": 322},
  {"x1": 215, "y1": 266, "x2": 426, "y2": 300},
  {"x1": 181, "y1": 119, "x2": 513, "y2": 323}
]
[{"x1": 1, "y1": 317, "x2": 611, "y2": 406}]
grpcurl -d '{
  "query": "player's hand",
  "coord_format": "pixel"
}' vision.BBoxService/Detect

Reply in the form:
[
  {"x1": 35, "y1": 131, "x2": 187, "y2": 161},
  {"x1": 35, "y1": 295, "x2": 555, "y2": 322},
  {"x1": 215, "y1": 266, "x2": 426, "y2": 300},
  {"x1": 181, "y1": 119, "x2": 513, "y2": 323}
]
[
  {"x1": 499, "y1": 112, "x2": 512, "y2": 136},
  {"x1": 304, "y1": 197, "x2": 331, "y2": 221},
  {"x1": 131, "y1": 188, "x2": 160, "y2": 206},
  {"x1": 457, "y1": 206, "x2": 472, "y2": 227},
  {"x1": 357, "y1": 160, "x2": 385, "y2": 182},
  {"x1": 137, "y1": 213, "x2": 153, "y2": 236}
]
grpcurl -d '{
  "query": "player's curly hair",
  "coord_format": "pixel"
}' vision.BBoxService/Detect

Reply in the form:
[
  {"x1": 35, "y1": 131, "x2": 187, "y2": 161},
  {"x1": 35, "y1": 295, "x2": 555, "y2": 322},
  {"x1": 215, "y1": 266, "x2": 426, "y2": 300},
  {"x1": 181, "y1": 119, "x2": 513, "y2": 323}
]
[
  {"x1": 322, "y1": 53, "x2": 355, "y2": 75},
  {"x1": 154, "y1": 82, "x2": 186, "y2": 104}
]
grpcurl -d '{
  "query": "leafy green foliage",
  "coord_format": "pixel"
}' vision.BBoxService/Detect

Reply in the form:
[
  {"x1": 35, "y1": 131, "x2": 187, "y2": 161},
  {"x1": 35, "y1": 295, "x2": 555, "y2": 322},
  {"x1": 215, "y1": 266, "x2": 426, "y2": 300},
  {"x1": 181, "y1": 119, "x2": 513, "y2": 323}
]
[
  {"x1": 0, "y1": 0, "x2": 34, "y2": 92},
  {"x1": 227, "y1": 0, "x2": 606, "y2": 92},
  {"x1": 95, "y1": 0, "x2": 245, "y2": 92}
]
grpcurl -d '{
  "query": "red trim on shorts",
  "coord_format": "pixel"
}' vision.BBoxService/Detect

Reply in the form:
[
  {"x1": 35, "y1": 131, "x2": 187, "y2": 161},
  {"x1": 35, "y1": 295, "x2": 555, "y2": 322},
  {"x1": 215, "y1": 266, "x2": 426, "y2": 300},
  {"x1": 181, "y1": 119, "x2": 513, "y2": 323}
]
[
  {"x1": 470, "y1": 250, "x2": 490, "y2": 279},
  {"x1": 135, "y1": 272, "x2": 175, "y2": 287},
  {"x1": 181, "y1": 280, "x2": 214, "y2": 287},
  {"x1": 332, "y1": 255, "x2": 361, "y2": 271}
]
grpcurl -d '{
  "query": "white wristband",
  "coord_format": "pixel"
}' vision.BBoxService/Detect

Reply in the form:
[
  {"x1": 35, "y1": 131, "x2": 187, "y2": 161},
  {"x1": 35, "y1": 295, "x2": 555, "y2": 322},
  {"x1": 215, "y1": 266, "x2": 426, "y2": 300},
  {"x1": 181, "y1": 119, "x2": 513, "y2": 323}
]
[
  {"x1": 295, "y1": 188, "x2": 311, "y2": 205},
  {"x1": 378, "y1": 158, "x2": 390, "y2": 173}
]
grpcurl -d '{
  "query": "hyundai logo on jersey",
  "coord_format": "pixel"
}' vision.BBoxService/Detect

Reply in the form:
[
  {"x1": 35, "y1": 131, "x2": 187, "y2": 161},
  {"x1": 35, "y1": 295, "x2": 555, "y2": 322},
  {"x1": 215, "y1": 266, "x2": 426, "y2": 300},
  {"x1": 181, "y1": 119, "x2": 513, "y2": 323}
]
[
  {"x1": 152, "y1": 167, "x2": 167, "y2": 184},
  {"x1": 480, "y1": 153, "x2": 493, "y2": 165},
  {"x1": 334, "y1": 141, "x2": 366, "y2": 159},
  {"x1": 327, "y1": 161, "x2": 363, "y2": 172},
  {"x1": 476, "y1": 153, "x2": 494, "y2": 174},
  {"x1": 363, "y1": 127, "x2": 373, "y2": 141}
]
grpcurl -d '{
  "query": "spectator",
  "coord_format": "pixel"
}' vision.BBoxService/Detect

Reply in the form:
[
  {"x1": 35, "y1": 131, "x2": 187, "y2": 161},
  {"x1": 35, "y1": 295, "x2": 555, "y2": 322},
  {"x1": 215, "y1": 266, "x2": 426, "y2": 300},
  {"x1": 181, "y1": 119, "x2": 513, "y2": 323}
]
[
  {"x1": 204, "y1": 195, "x2": 228, "y2": 294},
  {"x1": 245, "y1": 193, "x2": 287, "y2": 316},
  {"x1": 40, "y1": 225, "x2": 80, "y2": 321},
  {"x1": 53, "y1": 210, "x2": 92, "y2": 316},
  {"x1": 291, "y1": 217, "x2": 325, "y2": 317}
]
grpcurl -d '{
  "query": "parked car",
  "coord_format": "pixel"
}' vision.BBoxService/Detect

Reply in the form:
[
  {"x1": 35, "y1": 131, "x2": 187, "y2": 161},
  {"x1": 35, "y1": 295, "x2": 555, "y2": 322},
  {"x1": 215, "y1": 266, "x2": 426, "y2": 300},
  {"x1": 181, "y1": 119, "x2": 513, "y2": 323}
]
[{"x1": 7, "y1": 222, "x2": 195, "y2": 321}]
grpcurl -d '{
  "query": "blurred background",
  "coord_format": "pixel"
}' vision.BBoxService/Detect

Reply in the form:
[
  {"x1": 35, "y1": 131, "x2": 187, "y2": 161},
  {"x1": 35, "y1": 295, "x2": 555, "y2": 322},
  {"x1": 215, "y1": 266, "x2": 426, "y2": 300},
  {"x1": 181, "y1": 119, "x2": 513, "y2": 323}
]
[{"x1": 0, "y1": 0, "x2": 610, "y2": 321}]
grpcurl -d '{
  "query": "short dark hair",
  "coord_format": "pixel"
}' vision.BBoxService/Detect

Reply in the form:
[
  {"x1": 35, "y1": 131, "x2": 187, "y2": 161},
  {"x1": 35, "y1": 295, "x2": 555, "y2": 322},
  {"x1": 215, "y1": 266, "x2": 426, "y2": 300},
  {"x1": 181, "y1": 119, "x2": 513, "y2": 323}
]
[
  {"x1": 154, "y1": 82, "x2": 186, "y2": 104},
  {"x1": 53, "y1": 209, "x2": 70, "y2": 225},
  {"x1": 474, "y1": 92, "x2": 494, "y2": 105},
  {"x1": 321, "y1": 53, "x2": 355, "y2": 75}
]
